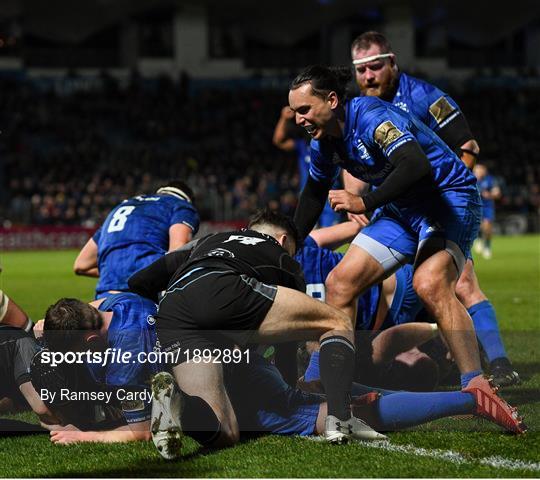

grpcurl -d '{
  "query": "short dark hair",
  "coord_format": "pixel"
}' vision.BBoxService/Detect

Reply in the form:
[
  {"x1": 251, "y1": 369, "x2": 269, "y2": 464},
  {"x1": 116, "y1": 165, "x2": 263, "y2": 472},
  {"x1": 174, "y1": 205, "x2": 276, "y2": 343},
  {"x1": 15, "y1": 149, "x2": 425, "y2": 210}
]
[
  {"x1": 44, "y1": 298, "x2": 102, "y2": 352},
  {"x1": 248, "y1": 208, "x2": 300, "y2": 252},
  {"x1": 156, "y1": 179, "x2": 195, "y2": 204},
  {"x1": 351, "y1": 31, "x2": 393, "y2": 54},
  {"x1": 290, "y1": 65, "x2": 352, "y2": 102}
]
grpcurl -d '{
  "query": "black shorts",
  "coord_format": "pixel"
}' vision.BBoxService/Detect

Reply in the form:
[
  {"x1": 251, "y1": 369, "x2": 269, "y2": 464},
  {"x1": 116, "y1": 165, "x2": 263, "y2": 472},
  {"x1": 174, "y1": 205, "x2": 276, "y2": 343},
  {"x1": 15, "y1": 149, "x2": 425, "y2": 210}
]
[{"x1": 156, "y1": 268, "x2": 277, "y2": 363}]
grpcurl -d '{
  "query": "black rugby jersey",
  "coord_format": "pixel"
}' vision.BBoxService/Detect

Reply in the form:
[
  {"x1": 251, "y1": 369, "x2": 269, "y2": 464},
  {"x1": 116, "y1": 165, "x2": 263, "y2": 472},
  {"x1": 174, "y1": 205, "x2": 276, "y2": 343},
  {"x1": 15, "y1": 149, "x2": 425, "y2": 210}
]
[{"x1": 128, "y1": 230, "x2": 305, "y2": 302}]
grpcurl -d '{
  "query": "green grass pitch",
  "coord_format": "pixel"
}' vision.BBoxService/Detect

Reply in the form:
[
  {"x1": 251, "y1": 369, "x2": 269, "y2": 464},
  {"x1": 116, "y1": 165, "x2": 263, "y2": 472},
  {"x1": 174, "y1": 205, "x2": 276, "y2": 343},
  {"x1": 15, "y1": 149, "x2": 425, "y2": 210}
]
[{"x1": 0, "y1": 235, "x2": 538, "y2": 477}]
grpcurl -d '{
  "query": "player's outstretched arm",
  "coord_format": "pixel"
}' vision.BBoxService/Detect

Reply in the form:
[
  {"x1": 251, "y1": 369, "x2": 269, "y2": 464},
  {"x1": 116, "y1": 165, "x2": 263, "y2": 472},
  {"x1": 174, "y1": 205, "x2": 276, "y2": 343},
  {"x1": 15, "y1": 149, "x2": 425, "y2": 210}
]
[
  {"x1": 46, "y1": 420, "x2": 151, "y2": 445},
  {"x1": 294, "y1": 177, "x2": 331, "y2": 241},
  {"x1": 371, "y1": 322, "x2": 438, "y2": 365},
  {"x1": 19, "y1": 381, "x2": 60, "y2": 425},
  {"x1": 73, "y1": 237, "x2": 99, "y2": 277},
  {"x1": 309, "y1": 221, "x2": 363, "y2": 250},
  {"x1": 128, "y1": 244, "x2": 197, "y2": 301}
]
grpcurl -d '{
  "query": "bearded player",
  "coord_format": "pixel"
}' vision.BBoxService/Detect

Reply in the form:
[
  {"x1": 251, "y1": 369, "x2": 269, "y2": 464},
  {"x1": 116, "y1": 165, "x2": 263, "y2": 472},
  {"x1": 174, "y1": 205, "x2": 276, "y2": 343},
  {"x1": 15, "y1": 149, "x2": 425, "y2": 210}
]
[{"x1": 350, "y1": 31, "x2": 518, "y2": 387}]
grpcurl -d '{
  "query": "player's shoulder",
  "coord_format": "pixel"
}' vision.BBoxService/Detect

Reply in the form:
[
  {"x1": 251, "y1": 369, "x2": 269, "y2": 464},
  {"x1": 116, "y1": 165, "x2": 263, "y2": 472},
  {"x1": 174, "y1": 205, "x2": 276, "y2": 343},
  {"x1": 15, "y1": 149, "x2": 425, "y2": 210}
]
[
  {"x1": 99, "y1": 292, "x2": 156, "y2": 313},
  {"x1": 402, "y1": 72, "x2": 444, "y2": 96}
]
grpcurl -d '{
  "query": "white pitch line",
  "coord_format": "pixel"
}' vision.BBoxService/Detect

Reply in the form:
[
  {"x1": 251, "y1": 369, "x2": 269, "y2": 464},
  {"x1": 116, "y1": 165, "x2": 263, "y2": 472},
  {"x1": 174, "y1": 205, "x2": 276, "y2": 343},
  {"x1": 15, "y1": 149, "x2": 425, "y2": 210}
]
[{"x1": 304, "y1": 437, "x2": 540, "y2": 472}]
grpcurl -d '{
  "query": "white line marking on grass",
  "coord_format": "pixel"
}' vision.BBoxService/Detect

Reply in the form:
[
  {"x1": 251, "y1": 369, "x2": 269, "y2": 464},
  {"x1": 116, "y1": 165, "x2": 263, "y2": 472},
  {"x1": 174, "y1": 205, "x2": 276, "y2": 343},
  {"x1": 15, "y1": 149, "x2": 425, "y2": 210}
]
[{"x1": 304, "y1": 437, "x2": 540, "y2": 472}]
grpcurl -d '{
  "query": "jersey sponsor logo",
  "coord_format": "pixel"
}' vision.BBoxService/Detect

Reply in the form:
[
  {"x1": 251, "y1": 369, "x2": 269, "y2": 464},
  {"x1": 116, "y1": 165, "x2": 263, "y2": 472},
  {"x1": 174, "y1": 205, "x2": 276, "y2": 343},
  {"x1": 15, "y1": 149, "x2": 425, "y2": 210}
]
[
  {"x1": 355, "y1": 139, "x2": 371, "y2": 161},
  {"x1": 133, "y1": 195, "x2": 160, "y2": 202},
  {"x1": 223, "y1": 235, "x2": 266, "y2": 246},
  {"x1": 207, "y1": 248, "x2": 235, "y2": 258},
  {"x1": 374, "y1": 121, "x2": 404, "y2": 150},
  {"x1": 394, "y1": 101, "x2": 409, "y2": 112},
  {"x1": 429, "y1": 96, "x2": 456, "y2": 125}
]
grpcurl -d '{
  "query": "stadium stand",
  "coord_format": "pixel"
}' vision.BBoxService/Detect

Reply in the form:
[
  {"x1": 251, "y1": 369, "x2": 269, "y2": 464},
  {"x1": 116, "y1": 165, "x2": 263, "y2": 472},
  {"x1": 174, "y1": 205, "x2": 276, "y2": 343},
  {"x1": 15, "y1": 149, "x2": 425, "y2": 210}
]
[{"x1": 1, "y1": 72, "x2": 539, "y2": 228}]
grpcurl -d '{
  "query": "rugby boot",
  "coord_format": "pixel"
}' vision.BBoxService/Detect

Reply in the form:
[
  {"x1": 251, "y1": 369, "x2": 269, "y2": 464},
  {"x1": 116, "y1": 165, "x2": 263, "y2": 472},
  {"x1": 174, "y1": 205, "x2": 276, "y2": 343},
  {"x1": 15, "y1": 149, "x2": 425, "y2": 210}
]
[
  {"x1": 151, "y1": 372, "x2": 184, "y2": 460},
  {"x1": 490, "y1": 358, "x2": 521, "y2": 388},
  {"x1": 325, "y1": 414, "x2": 387, "y2": 443},
  {"x1": 463, "y1": 374, "x2": 526, "y2": 434}
]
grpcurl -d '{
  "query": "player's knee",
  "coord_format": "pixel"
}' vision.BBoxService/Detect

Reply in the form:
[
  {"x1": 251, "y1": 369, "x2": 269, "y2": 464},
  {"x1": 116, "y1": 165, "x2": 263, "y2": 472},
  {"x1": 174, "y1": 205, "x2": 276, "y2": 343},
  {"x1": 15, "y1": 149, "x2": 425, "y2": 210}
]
[{"x1": 413, "y1": 271, "x2": 448, "y2": 305}]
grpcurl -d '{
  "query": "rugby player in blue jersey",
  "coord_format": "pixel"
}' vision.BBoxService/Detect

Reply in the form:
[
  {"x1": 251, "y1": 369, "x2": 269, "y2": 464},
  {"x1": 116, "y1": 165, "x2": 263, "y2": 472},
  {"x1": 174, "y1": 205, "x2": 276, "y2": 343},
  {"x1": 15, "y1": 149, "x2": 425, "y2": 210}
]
[
  {"x1": 39, "y1": 293, "x2": 160, "y2": 444},
  {"x1": 350, "y1": 31, "x2": 518, "y2": 386},
  {"x1": 473, "y1": 163, "x2": 501, "y2": 259},
  {"x1": 288, "y1": 65, "x2": 520, "y2": 430},
  {"x1": 74, "y1": 180, "x2": 200, "y2": 299}
]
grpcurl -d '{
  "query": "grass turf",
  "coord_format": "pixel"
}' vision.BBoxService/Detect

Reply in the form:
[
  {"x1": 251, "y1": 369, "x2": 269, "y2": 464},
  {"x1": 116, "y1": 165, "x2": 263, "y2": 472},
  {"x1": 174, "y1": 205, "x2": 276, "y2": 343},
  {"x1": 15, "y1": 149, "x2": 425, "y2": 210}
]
[{"x1": 0, "y1": 235, "x2": 538, "y2": 477}]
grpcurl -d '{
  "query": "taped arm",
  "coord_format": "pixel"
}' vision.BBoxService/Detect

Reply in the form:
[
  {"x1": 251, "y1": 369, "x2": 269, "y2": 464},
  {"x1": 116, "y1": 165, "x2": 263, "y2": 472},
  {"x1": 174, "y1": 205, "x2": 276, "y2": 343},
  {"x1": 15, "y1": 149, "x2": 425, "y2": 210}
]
[{"x1": 361, "y1": 141, "x2": 432, "y2": 212}]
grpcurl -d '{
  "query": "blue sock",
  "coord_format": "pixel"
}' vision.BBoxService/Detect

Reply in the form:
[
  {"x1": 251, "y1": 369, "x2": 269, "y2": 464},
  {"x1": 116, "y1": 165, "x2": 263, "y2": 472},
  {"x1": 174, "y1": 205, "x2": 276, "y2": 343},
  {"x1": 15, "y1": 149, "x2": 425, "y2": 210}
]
[
  {"x1": 460, "y1": 369, "x2": 483, "y2": 389},
  {"x1": 304, "y1": 351, "x2": 320, "y2": 381},
  {"x1": 468, "y1": 300, "x2": 508, "y2": 362},
  {"x1": 376, "y1": 391, "x2": 475, "y2": 430}
]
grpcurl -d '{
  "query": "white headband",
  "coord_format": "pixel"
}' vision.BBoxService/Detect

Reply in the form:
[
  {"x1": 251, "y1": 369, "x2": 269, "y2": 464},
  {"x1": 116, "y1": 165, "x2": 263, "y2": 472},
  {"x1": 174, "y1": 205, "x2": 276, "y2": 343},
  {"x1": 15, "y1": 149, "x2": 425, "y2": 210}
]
[
  {"x1": 156, "y1": 187, "x2": 192, "y2": 203},
  {"x1": 352, "y1": 53, "x2": 394, "y2": 65}
]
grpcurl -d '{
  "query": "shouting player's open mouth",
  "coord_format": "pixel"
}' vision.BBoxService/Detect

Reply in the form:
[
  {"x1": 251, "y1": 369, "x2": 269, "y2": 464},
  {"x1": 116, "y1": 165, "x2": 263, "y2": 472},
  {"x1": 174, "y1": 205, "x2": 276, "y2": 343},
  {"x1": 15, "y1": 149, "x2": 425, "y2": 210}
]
[{"x1": 304, "y1": 124, "x2": 318, "y2": 137}]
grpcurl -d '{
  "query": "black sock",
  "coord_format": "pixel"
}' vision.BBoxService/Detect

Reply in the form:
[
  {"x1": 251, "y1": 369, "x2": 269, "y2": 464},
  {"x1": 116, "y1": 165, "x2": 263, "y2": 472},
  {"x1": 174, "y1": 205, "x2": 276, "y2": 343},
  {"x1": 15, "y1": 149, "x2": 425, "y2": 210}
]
[
  {"x1": 181, "y1": 394, "x2": 221, "y2": 446},
  {"x1": 319, "y1": 335, "x2": 355, "y2": 421}
]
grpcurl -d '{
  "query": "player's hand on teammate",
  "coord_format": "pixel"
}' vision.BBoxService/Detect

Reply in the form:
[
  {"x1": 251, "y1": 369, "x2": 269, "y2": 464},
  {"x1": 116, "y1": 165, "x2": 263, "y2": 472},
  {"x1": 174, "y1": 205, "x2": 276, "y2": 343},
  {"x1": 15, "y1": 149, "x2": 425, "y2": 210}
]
[{"x1": 329, "y1": 190, "x2": 367, "y2": 214}]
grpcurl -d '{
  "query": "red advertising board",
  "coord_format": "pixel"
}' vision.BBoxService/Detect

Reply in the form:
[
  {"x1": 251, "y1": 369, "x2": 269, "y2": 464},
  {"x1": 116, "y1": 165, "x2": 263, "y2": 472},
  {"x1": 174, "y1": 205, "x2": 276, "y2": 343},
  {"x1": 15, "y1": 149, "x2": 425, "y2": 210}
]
[{"x1": 0, "y1": 221, "x2": 247, "y2": 251}]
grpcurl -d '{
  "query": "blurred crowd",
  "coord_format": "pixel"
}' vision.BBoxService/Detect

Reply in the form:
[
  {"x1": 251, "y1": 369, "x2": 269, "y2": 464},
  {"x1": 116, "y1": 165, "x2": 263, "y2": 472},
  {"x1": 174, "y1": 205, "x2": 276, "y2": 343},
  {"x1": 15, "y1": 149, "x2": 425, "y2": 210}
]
[{"x1": 1, "y1": 72, "x2": 539, "y2": 228}]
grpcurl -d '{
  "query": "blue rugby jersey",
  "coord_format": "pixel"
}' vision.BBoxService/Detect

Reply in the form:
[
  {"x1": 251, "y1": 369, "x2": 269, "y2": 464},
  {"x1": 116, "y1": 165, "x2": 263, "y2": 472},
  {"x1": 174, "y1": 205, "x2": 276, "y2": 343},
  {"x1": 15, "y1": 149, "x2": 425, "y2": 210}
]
[
  {"x1": 90, "y1": 293, "x2": 160, "y2": 424},
  {"x1": 308, "y1": 96, "x2": 477, "y2": 210},
  {"x1": 391, "y1": 73, "x2": 464, "y2": 135},
  {"x1": 93, "y1": 194, "x2": 199, "y2": 296}
]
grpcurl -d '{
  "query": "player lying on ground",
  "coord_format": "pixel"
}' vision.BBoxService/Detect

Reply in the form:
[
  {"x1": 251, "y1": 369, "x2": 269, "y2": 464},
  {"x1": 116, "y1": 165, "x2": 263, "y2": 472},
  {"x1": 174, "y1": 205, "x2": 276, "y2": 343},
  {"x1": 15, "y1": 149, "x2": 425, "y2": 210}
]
[
  {"x1": 25, "y1": 338, "x2": 525, "y2": 447},
  {"x1": 0, "y1": 325, "x2": 58, "y2": 424},
  {"x1": 220, "y1": 351, "x2": 526, "y2": 437},
  {"x1": 350, "y1": 31, "x2": 518, "y2": 387},
  {"x1": 129, "y1": 209, "x2": 386, "y2": 457},
  {"x1": 36, "y1": 293, "x2": 160, "y2": 443},
  {"x1": 74, "y1": 180, "x2": 200, "y2": 299}
]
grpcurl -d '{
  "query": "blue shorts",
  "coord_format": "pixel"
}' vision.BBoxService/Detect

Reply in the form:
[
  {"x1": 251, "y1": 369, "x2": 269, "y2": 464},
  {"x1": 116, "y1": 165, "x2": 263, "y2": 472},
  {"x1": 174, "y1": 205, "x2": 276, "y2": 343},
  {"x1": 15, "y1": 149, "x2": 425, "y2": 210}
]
[
  {"x1": 361, "y1": 188, "x2": 481, "y2": 268},
  {"x1": 226, "y1": 353, "x2": 322, "y2": 436},
  {"x1": 381, "y1": 265, "x2": 423, "y2": 330}
]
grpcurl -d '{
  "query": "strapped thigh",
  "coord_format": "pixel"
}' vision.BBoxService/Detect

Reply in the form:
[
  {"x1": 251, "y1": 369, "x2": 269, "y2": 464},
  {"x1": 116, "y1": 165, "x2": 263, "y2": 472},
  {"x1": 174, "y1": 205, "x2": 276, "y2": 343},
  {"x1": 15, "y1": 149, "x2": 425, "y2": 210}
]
[{"x1": 352, "y1": 233, "x2": 412, "y2": 278}]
